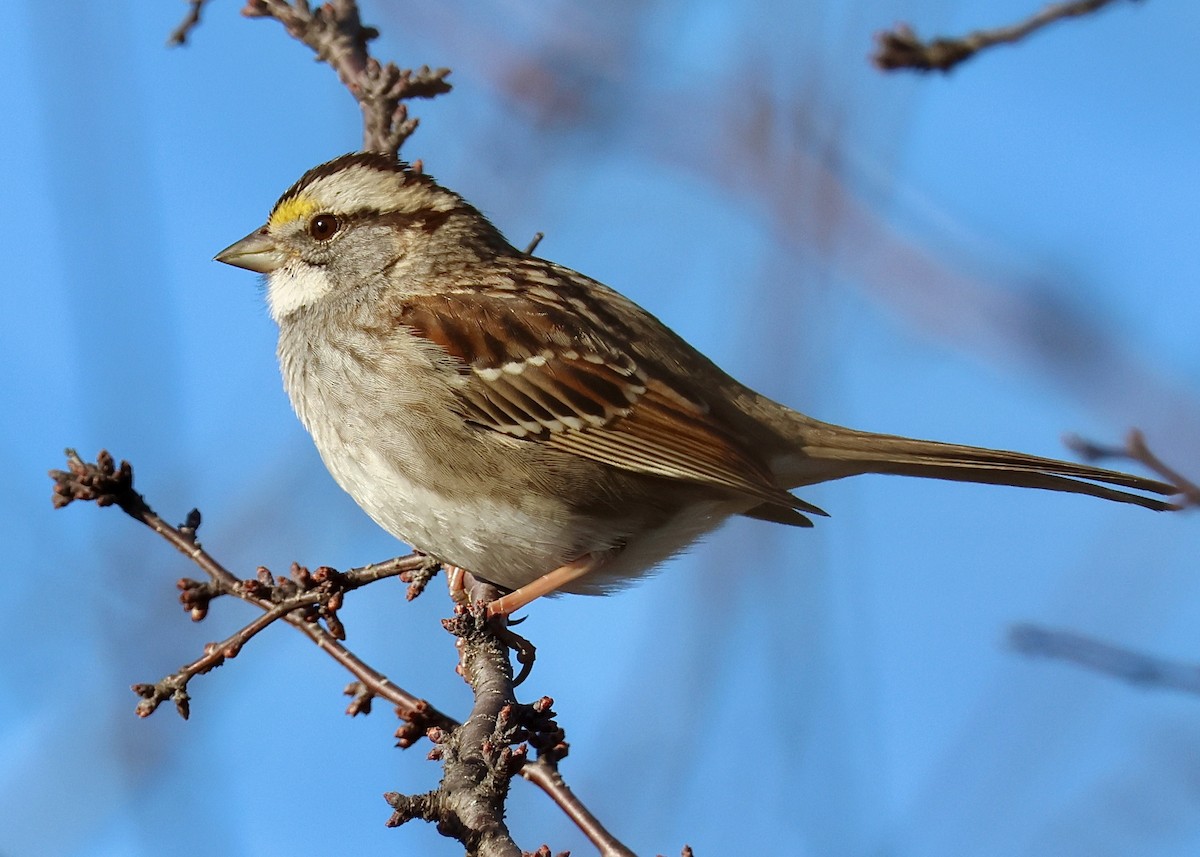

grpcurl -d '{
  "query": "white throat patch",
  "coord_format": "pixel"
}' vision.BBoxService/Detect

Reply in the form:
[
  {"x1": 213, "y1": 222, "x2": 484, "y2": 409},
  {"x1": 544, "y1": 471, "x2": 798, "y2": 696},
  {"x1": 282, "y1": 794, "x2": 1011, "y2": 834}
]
[{"x1": 266, "y1": 259, "x2": 334, "y2": 323}]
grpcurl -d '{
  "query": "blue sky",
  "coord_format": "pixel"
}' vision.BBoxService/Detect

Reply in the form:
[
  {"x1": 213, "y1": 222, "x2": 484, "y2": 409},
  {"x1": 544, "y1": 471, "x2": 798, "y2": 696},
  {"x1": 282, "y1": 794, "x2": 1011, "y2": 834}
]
[{"x1": 3, "y1": 1, "x2": 1199, "y2": 855}]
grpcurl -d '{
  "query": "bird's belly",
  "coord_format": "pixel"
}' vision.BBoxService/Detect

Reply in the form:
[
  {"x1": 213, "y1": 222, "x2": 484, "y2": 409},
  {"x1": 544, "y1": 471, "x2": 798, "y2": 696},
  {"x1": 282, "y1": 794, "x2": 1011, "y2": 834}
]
[
  {"x1": 329, "y1": 442, "x2": 588, "y2": 587},
  {"x1": 315, "y1": 429, "x2": 739, "y2": 593},
  {"x1": 284, "y1": 331, "x2": 745, "y2": 593}
]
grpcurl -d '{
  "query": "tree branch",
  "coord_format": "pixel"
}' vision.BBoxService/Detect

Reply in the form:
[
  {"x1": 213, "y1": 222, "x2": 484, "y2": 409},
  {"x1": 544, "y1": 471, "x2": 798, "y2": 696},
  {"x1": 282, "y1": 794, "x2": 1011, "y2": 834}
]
[
  {"x1": 243, "y1": 0, "x2": 451, "y2": 156},
  {"x1": 873, "y1": 0, "x2": 1144, "y2": 74},
  {"x1": 51, "y1": 450, "x2": 635, "y2": 855},
  {"x1": 167, "y1": 0, "x2": 208, "y2": 46},
  {"x1": 171, "y1": 0, "x2": 451, "y2": 156},
  {"x1": 50, "y1": 449, "x2": 451, "y2": 732}
]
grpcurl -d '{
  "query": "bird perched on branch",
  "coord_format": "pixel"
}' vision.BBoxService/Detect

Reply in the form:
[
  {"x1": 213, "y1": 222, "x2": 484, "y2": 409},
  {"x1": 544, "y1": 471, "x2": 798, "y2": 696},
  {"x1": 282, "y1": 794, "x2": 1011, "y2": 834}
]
[{"x1": 217, "y1": 152, "x2": 1176, "y2": 616}]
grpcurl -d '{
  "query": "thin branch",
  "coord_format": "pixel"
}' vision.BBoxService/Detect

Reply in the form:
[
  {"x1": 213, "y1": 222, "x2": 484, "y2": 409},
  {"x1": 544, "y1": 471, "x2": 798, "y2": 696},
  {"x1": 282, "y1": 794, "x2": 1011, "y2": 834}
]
[
  {"x1": 1012, "y1": 432, "x2": 1194, "y2": 693},
  {"x1": 874, "y1": 0, "x2": 1143, "y2": 73},
  {"x1": 167, "y1": 0, "x2": 210, "y2": 46},
  {"x1": 401, "y1": 556, "x2": 443, "y2": 600},
  {"x1": 1011, "y1": 624, "x2": 1200, "y2": 694},
  {"x1": 138, "y1": 560, "x2": 420, "y2": 717},
  {"x1": 240, "y1": 0, "x2": 452, "y2": 156},
  {"x1": 50, "y1": 449, "x2": 450, "y2": 730},
  {"x1": 50, "y1": 450, "x2": 634, "y2": 855},
  {"x1": 132, "y1": 597, "x2": 297, "y2": 719},
  {"x1": 522, "y1": 762, "x2": 637, "y2": 857},
  {"x1": 170, "y1": 1, "x2": 451, "y2": 155}
]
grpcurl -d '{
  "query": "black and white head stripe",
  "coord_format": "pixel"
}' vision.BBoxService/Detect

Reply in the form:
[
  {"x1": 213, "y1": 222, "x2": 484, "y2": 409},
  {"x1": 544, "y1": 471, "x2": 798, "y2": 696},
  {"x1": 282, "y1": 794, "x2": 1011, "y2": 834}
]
[{"x1": 267, "y1": 152, "x2": 462, "y2": 230}]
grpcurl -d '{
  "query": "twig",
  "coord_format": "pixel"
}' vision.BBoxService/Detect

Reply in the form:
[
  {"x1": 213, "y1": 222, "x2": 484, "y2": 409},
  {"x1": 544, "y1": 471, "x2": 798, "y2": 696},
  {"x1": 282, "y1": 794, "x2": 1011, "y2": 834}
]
[
  {"x1": 1064, "y1": 429, "x2": 1198, "y2": 507},
  {"x1": 400, "y1": 554, "x2": 442, "y2": 600},
  {"x1": 873, "y1": 0, "x2": 1143, "y2": 73},
  {"x1": 132, "y1": 597, "x2": 297, "y2": 718},
  {"x1": 170, "y1": 1, "x2": 451, "y2": 155},
  {"x1": 1011, "y1": 624, "x2": 1200, "y2": 694},
  {"x1": 239, "y1": 0, "x2": 451, "y2": 156},
  {"x1": 51, "y1": 450, "x2": 634, "y2": 855},
  {"x1": 167, "y1": 0, "x2": 210, "y2": 45},
  {"x1": 522, "y1": 761, "x2": 636, "y2": 857},
  {"x1": 1016, "y1": 430, "x2": 1197, "y2": 694},
  {"x1": 139, "y1": 560, "x2": 414, "y2": 716},
  {"x1": 50, "y1": 449, "x2": 449, "y2": 729}
]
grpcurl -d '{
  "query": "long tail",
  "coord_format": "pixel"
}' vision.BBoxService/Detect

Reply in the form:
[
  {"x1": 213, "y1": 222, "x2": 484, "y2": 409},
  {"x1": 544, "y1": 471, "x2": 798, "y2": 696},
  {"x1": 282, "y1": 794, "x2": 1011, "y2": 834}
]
[{"x1": 789, "y1": 424, "x2": 1178, "y2": 511}]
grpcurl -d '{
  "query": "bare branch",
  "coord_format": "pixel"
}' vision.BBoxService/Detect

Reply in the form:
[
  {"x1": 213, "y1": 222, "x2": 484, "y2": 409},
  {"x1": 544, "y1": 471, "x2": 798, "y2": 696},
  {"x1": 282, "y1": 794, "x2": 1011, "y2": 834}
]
[
  {"x1": 132, "y1": 597, "x2": 295, "y2": 718},
  {"x1": 170, "y1": 1, "x2": 451, "y2": 155},
  {"x1": 51, "y1": 450, "x2": 634, "y2": 855},
  {"x1": 167, "y1": 0, "x2": 211, "y2": 46},
  {"x1": 874, "y1": 0, "x2": 1144, "y2": 73},
  {"x1": 385, "y1": 574, "x2": 589, "y2": 856},
  {"x1": 522, "y1": 764, "x2": 637, "y2": 857},
  {"x1": 400, "y1": 555, "x2": 442, "y2": 600},
  {"x1": 50, "y1": 450, "x2": 451, "y2": 731},
  {"x1": 136, "y1": 560, "x2": 415, "y2": 717},
  {"x1": 240, "y1": 0, "x2": 451, "y2": 155},
  {"x1": 416, "y1": 600, "x2": 526, "y2": 855},
  {"x1": 1015, "y1": 430, "x2": 1196, "y2": 693}
]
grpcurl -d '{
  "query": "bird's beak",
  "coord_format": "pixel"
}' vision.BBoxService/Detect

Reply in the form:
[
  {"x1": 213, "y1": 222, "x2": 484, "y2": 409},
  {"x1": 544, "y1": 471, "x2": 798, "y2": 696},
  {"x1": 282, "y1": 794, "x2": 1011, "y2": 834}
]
[{"x1": 214, "y1": 227, "x2": 287, "y2": 274}]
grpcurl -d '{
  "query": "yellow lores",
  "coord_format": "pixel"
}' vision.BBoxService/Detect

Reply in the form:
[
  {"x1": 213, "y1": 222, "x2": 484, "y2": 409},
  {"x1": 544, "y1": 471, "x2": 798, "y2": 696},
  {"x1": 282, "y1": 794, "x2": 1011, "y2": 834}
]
[{"x1": 268, "y1": 194, "x2": 319, "y2": 231}]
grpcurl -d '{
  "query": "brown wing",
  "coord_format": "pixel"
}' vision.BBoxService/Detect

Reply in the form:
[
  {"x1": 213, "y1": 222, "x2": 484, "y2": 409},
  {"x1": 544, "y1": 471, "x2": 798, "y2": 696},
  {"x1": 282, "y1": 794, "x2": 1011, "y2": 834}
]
[{"x1": 395, "y1": 287, "x2": 824, "y2": 521}]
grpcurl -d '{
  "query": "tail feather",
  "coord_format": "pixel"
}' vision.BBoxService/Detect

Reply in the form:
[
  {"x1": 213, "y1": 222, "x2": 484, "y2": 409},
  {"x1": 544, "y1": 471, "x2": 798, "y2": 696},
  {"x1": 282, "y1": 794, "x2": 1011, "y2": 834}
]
[{"x1": 793, "y1": 427, "x2": 1178, "y2": 512}]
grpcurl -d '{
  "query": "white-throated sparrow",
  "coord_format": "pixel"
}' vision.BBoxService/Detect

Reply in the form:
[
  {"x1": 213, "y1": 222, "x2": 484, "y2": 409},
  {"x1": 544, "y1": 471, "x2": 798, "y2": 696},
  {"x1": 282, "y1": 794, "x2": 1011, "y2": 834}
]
[{"x1": 216, "y1": 152, "x2": 1176, "y2": 615}]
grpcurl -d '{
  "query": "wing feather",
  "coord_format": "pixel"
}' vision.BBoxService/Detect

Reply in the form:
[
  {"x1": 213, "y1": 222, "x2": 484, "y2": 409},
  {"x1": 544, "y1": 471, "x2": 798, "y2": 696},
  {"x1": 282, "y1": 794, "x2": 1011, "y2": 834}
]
[{"x1": 394, "y1": 283, "x2": 824, "y2": 520}]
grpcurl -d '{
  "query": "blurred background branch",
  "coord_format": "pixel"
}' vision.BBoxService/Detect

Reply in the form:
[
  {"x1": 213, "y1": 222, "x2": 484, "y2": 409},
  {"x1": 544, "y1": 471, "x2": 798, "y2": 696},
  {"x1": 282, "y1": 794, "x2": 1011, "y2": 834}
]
[
  {"x1": 1012, "y1": 624, "x2": 1200, "y2": 694},
  {"x1": 874, "y1": 0, "x2": 1145, "y2": 73}
]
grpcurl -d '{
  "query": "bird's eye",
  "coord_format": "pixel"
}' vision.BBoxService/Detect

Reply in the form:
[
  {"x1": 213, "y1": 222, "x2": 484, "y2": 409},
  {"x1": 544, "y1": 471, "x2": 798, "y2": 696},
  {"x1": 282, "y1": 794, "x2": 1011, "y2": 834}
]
[{"x1": 309, "y1": 213, "x2": 341, "y2": 241}]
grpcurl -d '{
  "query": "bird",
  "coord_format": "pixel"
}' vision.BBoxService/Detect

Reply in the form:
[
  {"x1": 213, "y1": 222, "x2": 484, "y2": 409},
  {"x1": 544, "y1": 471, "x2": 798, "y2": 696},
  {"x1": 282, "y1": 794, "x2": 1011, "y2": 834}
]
[{"x1": 215, "y1": 151, "x2": 1177, "y2": 616}]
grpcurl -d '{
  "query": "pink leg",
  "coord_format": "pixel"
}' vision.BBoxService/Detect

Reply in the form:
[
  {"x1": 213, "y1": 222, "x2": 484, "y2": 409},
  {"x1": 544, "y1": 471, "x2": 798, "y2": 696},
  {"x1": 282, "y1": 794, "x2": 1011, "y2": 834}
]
[
  {"x1": 486, "y1": 554, "x2": 604, "y2": 619},
  {"x1": 446, "y1": 565, "x2": 468, "y2": 604}
]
